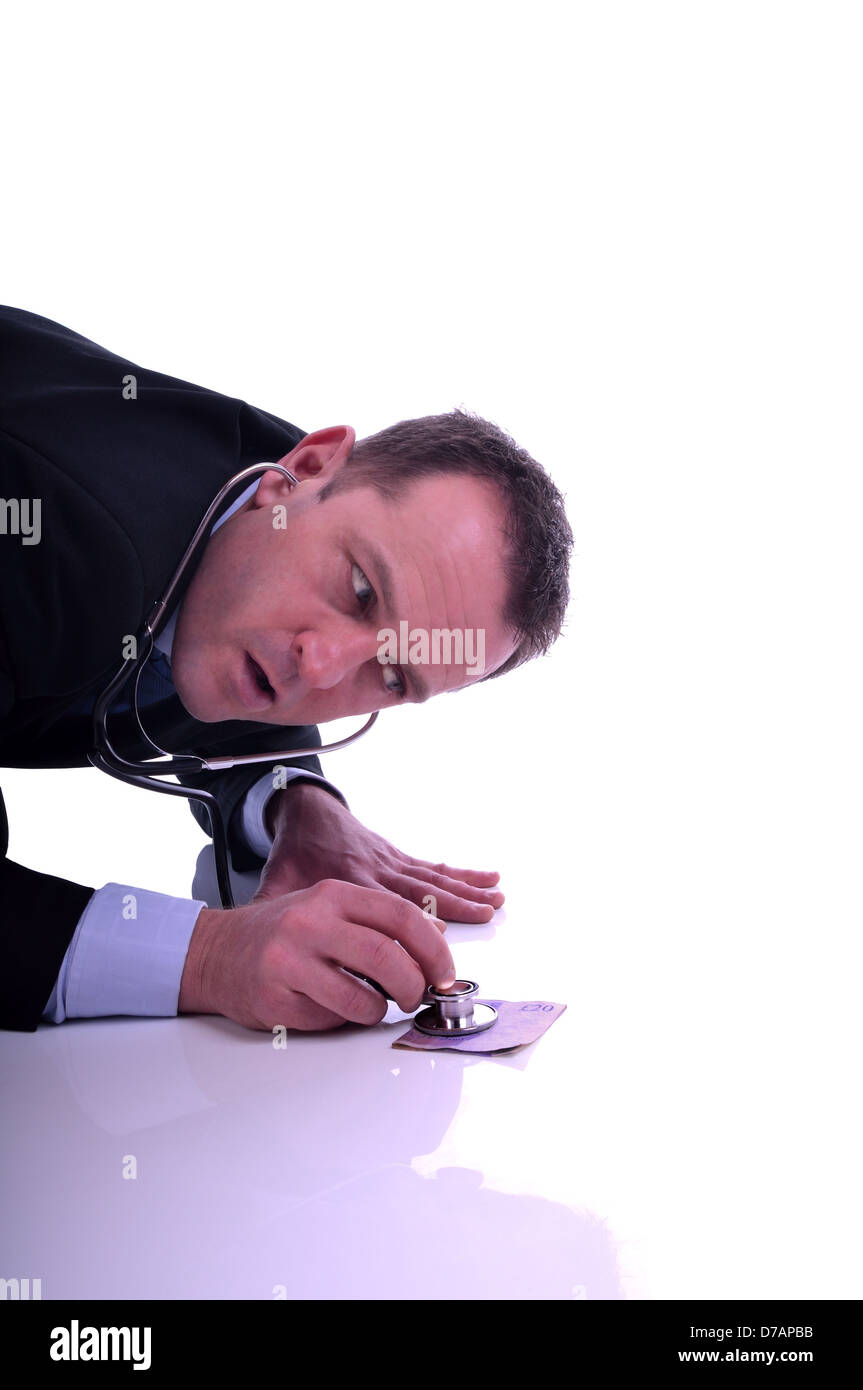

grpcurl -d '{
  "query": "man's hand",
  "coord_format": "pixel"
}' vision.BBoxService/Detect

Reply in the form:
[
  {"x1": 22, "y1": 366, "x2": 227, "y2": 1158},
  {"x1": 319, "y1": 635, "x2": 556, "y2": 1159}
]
[
  {"x1": 179, "y1": 879, "x2": 455, "y2": 1032},
  {"x1": 255, "y1": 783, "x2": 504, "y2": 922}
]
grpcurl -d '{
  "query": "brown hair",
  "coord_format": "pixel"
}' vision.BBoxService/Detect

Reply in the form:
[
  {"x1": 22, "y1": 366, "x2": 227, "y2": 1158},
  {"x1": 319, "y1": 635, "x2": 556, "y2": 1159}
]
[{"x1": 319, "y1": 408, "x2": 574, "y2": 679}]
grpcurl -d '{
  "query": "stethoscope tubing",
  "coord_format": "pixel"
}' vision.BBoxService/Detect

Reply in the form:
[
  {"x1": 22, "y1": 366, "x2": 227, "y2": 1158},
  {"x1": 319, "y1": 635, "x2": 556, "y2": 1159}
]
[{"x1": 88, "y1": 461, "x2": 379, "y2": 909}]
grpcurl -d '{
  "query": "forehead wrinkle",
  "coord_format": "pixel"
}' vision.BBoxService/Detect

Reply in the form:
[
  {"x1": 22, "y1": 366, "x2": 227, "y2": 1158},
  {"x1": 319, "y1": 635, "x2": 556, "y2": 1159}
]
[
  {"x1": 396, "y1": 535, "x2": 471, "y2": 699},
  {"x1": 349, "y1": 531, "x2": 432, "y2": 703},
  {"x1": 399, "y1": 544, "x2": 441, "y2": 700},
  {"x1": 418, "y1": 538, "x2": 475, "y2": 695},
  {"x1": 351, "y1": 525, "x2": 481, "y2": 700}
]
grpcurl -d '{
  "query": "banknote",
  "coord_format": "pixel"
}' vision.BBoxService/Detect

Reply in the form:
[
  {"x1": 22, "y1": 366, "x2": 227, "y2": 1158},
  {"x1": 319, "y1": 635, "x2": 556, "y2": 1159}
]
[{"x1": 392, "y1": 999, "x2": 566, "y2": 1054}]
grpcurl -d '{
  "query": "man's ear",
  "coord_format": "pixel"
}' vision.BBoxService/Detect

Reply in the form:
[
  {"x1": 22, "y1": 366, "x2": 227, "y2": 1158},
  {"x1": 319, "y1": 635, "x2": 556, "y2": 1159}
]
[
  {"x1": 251, "y1": 426, "x2": 356, "y2": 510},
  {"x1": 279, "y1": 425, "x2": 356, "y2": 483}
]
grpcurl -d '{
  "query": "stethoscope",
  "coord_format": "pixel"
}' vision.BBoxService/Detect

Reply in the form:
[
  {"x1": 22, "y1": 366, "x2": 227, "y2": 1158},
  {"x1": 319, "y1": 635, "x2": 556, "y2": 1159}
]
[
  {"x1": 88, "y1": 462, "x2": 378, "y2": 911},
  {"x1": 88, "y1": 461, "x2": 499, "y2": 1037}
]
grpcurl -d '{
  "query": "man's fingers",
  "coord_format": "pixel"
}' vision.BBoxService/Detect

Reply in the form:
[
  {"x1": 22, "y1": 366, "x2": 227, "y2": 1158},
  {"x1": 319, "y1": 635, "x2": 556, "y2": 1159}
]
[
  {"x1": 315, "y1": 881, "x2": 455, "y2": 987},
  {"x1": 405, "y1": 865, "x2": 505, "y2": 910},
  {"x1": 408, "y1": 858, "x2": 501, "y2": 889},
  {"x1": 282, "y1": 997, "x2": 351, "y2": 1032},
  {"x1": 262, "y1": 989, "x2": 350, "y2": 1032},
  {"x1": 252, "y1": 862, "x2": 298, "y2": 902},
  {"x1": 394, "y1": 876, "x2": 497, "y2": 924},
  {"x1": 294, "y1": 958, "x2": 390, "y2": 1027},
  {"x1": 328, "y1": 928, "x2": 428, "y2": 1014}
]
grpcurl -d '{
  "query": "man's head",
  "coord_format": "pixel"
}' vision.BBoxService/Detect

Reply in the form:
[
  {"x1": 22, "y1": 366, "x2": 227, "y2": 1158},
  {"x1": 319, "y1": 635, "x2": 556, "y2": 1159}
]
[{"x1": 170, "y1": 409, "x2": 573, "y2": 725}]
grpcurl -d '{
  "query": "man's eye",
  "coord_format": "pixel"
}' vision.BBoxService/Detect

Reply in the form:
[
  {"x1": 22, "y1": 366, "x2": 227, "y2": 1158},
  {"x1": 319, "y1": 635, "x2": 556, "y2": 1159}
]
[
  {"x1": 351, "y1": 561, "x2": 406, "y2": 698},
  {"x1": 382, "y1": 665, "x2": 406, "y2": 699},
  {"x1": 351, "y1": 562, "x2": 374, "y2": 611}
]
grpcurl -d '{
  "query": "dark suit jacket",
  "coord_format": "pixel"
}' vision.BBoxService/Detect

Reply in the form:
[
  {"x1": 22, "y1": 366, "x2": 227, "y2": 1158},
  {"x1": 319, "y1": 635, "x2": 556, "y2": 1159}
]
[{"x1": 0, "y1": 307, "x2": 340, "y2": 1031}]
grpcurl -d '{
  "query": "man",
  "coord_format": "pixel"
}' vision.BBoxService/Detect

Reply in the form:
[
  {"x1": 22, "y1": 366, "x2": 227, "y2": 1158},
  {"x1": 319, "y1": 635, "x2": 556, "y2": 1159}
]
[{"x1": 0, "y1": 307, "x2": 572, "y2": 1034}]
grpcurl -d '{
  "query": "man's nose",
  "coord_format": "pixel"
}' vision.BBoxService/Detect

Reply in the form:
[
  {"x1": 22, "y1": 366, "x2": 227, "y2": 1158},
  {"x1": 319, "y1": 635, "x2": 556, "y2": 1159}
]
[{"x1": 291, "y1": 626, "x2": 381, "y2": 690}]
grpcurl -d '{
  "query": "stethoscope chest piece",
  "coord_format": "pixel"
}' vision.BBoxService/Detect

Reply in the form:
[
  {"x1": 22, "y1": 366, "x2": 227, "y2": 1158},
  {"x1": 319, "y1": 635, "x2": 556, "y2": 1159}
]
[{"x1": 413, "y1": 980, "x2": 498, "y2": 1037}]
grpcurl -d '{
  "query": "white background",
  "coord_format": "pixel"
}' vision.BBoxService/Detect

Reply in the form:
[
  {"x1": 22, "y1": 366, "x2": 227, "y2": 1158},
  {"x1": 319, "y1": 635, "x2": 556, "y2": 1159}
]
[{"x1": 2, "y1": 1, "x2": 861, "y2": 1298}]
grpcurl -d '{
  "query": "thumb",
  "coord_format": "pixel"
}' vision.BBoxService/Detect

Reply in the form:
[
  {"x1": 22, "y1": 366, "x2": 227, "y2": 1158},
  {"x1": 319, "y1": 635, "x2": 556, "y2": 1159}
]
[{"x1": 252, "y1": 872, "x2": 278, "y2": 903}]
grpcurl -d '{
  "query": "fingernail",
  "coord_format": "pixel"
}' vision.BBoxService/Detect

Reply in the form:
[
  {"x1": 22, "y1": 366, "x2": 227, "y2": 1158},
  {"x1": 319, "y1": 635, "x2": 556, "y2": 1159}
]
[
  {"x1": 434, "y1": 918, "x2": 447, "y2": 932},
  {"x1": 437, "y1": 977, "x2": 456, "y2": 990}
]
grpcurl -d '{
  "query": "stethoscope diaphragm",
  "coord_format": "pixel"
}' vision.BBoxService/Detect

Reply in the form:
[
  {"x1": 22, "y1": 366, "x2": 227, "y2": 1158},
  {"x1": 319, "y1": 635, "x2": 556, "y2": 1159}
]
[{"x1": 413, "y1": 979, "x2": 498, "y2": 1037}]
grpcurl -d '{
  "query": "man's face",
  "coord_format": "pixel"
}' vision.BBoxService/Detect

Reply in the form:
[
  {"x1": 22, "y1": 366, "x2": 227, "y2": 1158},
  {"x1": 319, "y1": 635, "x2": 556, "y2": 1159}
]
[{"x1": 170, "y1": 427, "x2": 517, "y2": 725}]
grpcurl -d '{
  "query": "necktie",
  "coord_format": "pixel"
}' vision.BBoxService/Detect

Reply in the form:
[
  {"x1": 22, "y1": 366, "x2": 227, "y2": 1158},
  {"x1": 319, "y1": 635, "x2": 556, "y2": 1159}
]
[{"x1": 64, "y1": 645, "x2": 177, "y2": 719}]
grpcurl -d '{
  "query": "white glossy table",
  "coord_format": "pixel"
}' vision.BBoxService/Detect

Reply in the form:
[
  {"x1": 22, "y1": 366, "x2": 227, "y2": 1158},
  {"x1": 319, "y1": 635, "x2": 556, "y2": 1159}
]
[
  {"x1": 3, "y1": 648, "x2": 861, "y2": 1302},
  {"x1": 4, "y1": 842, "x2": 860, "y2": 1301},
  {"x1": 1, "y1": 895, "x2": 615, "y2": 1301}
]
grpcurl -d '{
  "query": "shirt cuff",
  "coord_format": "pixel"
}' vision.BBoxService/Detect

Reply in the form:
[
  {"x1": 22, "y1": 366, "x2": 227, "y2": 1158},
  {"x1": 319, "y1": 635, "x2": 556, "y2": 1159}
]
[
  {"x1": 240, "y1": 768, "x2": 348, "y2": 860},
  {"x1": 42, "y1": 882, "x2": 206, "y2": 1022}
]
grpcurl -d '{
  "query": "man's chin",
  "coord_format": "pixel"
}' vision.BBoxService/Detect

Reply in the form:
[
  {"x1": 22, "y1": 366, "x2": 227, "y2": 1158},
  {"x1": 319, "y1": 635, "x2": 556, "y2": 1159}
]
[
  {"x1": 171, "y1": 670, "x2": 225, "y2": 724},
  {"x1": 176, "y1": 682, "x2": 298, "y2": 726},
  {"x1": 175, "y1": 694, "x2": 223, "y2": 723},
  {"x1": 173, "y1": 669, "x2": 376, "y2": 727}
]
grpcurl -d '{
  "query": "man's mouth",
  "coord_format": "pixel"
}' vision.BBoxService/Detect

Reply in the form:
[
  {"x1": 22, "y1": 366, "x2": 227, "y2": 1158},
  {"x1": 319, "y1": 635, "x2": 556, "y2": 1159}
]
[
  {"x1": 238, "y1": 650, "x2": 277, "y2": 712},
  {"x1": 249, "y1": 654, "x2": 275, "y2": 697}
]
